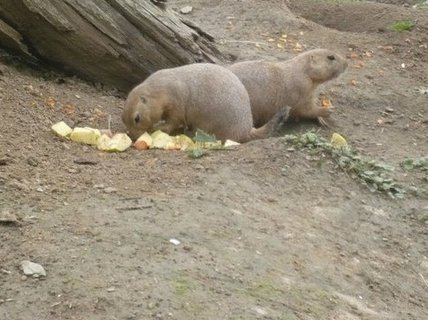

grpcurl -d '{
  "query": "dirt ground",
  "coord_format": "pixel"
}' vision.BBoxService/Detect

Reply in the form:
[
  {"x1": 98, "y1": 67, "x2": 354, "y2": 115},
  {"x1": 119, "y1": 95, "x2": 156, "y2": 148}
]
[{"x1": 1, "y1": 0, "x2": 427, "y2": 319}]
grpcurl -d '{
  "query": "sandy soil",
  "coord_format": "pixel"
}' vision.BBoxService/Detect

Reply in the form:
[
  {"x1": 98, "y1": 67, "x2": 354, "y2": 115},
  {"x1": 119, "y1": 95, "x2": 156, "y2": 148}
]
[{"x1": 1, "y1": 0, "x2": 427, "y2": 319}]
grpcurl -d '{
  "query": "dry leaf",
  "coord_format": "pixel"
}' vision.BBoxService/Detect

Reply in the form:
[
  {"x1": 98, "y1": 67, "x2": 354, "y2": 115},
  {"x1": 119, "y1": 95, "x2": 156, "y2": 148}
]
[
  {"x1": 352, "y1": 62, "x2": 365, "y2": 69},
  {"x1": 349, "y1": 52, "x2": 360, "y2": 59},
  {"x1": 62, "y1": 104, "x2": 76, "y2": 114},
  {"x1": 46, "y1": 97, "x2": 56, "y2": 108},
  {"x1": 321, "y1": 96, "x2": 332, "y2": 108},
  {"x1": 277, "y1": 43, "x2": 284, "y2": 49},
  {"x1": 268, "y1": 38, "x2": 276, "y2": 42}
]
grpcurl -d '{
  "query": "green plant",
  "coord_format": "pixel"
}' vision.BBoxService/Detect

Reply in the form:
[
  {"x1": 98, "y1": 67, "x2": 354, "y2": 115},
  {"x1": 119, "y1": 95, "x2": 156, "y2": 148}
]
[
  {"x1": 283, "y1": 131, "x2": 406, "y2": 198},
  {"x1": 390, "y1": 20, "x2": 415, "y2": 32},
  {"x1": 401, "y1": 156, "x2": 428, "y2": 171}
]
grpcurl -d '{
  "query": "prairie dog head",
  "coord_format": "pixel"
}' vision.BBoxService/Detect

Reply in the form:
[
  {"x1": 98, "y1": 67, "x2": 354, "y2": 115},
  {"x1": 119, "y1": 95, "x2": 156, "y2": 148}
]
[
  {"x1": 121, "y1": 84, "x2": 164, "y2": 141},
  {"x1": 302, "y1": 49, "x2": 348, "y2": 83}
]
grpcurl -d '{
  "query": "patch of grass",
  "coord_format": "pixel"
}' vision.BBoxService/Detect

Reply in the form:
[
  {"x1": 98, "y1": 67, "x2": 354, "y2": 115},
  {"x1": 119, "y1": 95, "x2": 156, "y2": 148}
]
[
  {"x1": 401, "y1": 156, "x2": 428, "y2": 172},
  {"x1": 174, "y1": 278, "x2": 192, "y2": 296},
  {"x1": 283, "y1": 131, "x2": 407, "y2": 198},
  {"x1": 243, "y1": 281, "x2": 284, "y2": 300},
  {"x1": 390, "y1": 20, "x2": 416, "y2": 32},
  {"x1": 188, "y1": 148, "x2": 207, "y2": 159}
]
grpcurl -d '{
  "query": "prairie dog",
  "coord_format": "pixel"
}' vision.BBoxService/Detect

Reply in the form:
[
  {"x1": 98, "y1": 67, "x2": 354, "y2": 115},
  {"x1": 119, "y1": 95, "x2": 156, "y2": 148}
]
[
  {"x1": 122, "y1": 63, "x2": 289, "y2": 142},
  {"x1": 228, "y1": 49, "x2": 348, "y2": 127}
]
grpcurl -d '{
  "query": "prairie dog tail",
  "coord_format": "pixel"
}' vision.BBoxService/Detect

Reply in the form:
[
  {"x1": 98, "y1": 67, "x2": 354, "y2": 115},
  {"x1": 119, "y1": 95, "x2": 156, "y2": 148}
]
[{"x1": 246, "y1": 106, "x2": 290, "y2": 142}]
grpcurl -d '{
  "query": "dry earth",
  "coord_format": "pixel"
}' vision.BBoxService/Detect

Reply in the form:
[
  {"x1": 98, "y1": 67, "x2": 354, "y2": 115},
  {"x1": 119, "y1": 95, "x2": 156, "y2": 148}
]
[{"x1": 1, "y1": 0, "x2": 428, "y2": 319}]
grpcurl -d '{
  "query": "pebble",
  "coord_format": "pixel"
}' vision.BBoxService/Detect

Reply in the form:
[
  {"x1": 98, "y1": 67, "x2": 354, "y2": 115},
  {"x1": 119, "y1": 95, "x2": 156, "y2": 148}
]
[
  {"x1": 180, "y1": 6, "x2": 193, "y2": 14},
  {"x1": 169, "y1": 238, "x2": 181, "y2": 246},
  {"x1": 21, "y1": 260, "x2": 46, "y2": 277},
  {"x1": 104, "y1": 187, "x2": 118, "y2": 194},
  {"x1": 27, "y1": 157, "x2": 39, "y2": 167}
]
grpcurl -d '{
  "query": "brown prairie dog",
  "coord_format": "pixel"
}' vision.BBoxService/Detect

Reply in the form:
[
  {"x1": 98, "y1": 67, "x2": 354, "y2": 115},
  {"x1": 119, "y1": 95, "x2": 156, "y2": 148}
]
[
  {"x1": 228, "y1": 49, "x2": 348, "y2": 127},
  {"x1": 122, "y1": 63, "x2": 289, "y2": 143}
]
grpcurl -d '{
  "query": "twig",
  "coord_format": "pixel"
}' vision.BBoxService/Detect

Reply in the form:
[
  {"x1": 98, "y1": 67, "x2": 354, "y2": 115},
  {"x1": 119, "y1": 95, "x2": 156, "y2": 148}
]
[
  {"x1": 419, "y1": 273, "x2": 428, "y2": 289},
  {"x1": 108, "y1": 114, "x2": 112, "y2": 131}
]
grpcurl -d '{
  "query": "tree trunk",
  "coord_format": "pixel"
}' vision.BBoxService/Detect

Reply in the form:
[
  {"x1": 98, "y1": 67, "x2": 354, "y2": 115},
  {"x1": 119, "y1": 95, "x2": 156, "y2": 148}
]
[{"x1": 0, "y1": 0, "x2": 227, "y2": 91}]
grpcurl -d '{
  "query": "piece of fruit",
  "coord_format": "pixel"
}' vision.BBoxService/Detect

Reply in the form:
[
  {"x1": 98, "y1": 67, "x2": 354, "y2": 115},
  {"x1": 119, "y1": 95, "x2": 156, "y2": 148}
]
[
  {"x1": 224, "y1": 139, "x2": 240, "y2": 147},
  {"x1": 97, "y1": 133, "x2": 132, "y2": 152},
  {"x1": 331, "y1": 133, "x2": 348, "y2": 147},
  {"x1": 151, "y1": 130, "x2": 174, "y2": 149},
  {"x1": 51, "y1": 121, "x2": 73, "y2": 138},
  {"x1": 173, "y1": 134, "x2": 195, "y2": 151},
  {"x1": 134, "y1": 132, "x2": 153, "y2": 150},
  {"x1": 70, "y1": 127, "x2": 101, "y2": 145}
]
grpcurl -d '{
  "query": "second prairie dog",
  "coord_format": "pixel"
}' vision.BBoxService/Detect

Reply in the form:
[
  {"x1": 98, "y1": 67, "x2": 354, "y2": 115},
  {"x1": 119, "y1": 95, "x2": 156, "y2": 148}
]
[
  {"x1": 122, "y1": 63, "x2": 289, "y2": 143},
  {"x1": 228, "y1": 49, "x2": 348, "y2": 127}
]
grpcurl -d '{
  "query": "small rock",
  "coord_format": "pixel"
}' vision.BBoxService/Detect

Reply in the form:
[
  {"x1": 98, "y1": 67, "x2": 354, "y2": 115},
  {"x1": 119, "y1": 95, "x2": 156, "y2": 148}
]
[
  {"x1": 420, "y1": 257, "x2": 428, "y2": 270},
  {"x1": 21, "y1": 260, "x2": 46, "y2": 277},
  {"x1": 180, "y1": 5, "x2": 193, "y2": 14},
  {"x1": 0, "y1": 157, "x2": 10, "y2": 166},
  {"x1": 74, "y1": 158, "x2": 98, "y2": 165},
  {"x1": 253, "y1": 307, "x2": 268, "y2": 316},
  {"x1": 107, "y1": 287, "x2": 115, "y2": 292},
  {"x1": 385, "y1": 107, "x2": 394, "y2": 113},
  {"x1": 104, "y1": 187, "x2": 118, "y2": 194},
  {"x1": 27, "y1": 157, "x2": 39, "y2": 167},
  {"x1": 0, "y1": 211, "x2": 20, "y2": 226},
  {"x1": 169, "y1": 238, "x2": 181, "y2": 246}
]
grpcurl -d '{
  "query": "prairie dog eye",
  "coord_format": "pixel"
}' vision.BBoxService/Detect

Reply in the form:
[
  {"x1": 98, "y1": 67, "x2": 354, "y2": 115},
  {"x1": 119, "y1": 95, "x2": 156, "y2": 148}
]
[
  {"x1": 327, "y1": 55, "x2": 336, "y2": 61},
  {"x1": 140, "y1": 96, "x2": 146, "y2": 103},
  {"x1": 134, "y1": 113, "x2": 141, "y2": 124}
]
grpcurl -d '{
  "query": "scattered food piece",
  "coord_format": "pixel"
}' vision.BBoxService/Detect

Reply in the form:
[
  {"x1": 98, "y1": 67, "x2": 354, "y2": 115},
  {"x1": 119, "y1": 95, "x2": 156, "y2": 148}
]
[
  {"x1": 224, "y1": 139, "x2": 240, "y2": 147},
  {"x1": 51, "y1": 121, "x2": 73, "y2": 138},
  {"x1": 97, "y1": 133, "x2": 132, "y2": 152},
  {"x1": 351, "y1": 79, "x2": 358, "y2": 86},
  {"x1": 70, "y1": 127, "x2": 101, "y2": 145},
  {"x1": 173, "y1": 134, "x2": 195, "y2": 151},
  {"x1": 134, "y1": 132, "x2": 153, "y2": 150},
  {"x1": 151, "y1": 130, "x2": 175, "y2": 149},
  {"x1": 21, "y1": 260, "x2": 46, "y2": 277},
  {"x1": 331, "y1": 133, "x2": 348, "y2": 147}
]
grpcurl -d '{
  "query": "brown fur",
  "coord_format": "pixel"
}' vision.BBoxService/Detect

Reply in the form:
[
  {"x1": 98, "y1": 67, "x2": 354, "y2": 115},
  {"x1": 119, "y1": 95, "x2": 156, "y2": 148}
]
[
  {"x1": 122, "y1": 63, "x2": 289, "y2": 143},
  {"x1": 228, "y1": 49, "x2": 348, "y2": 127}
]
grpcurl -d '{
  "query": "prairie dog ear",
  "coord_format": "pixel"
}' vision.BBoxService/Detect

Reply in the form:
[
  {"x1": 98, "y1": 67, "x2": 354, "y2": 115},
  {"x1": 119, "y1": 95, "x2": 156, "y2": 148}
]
[{"x1": 134, "y1": 112, "x2": 141, "y2": 124}]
